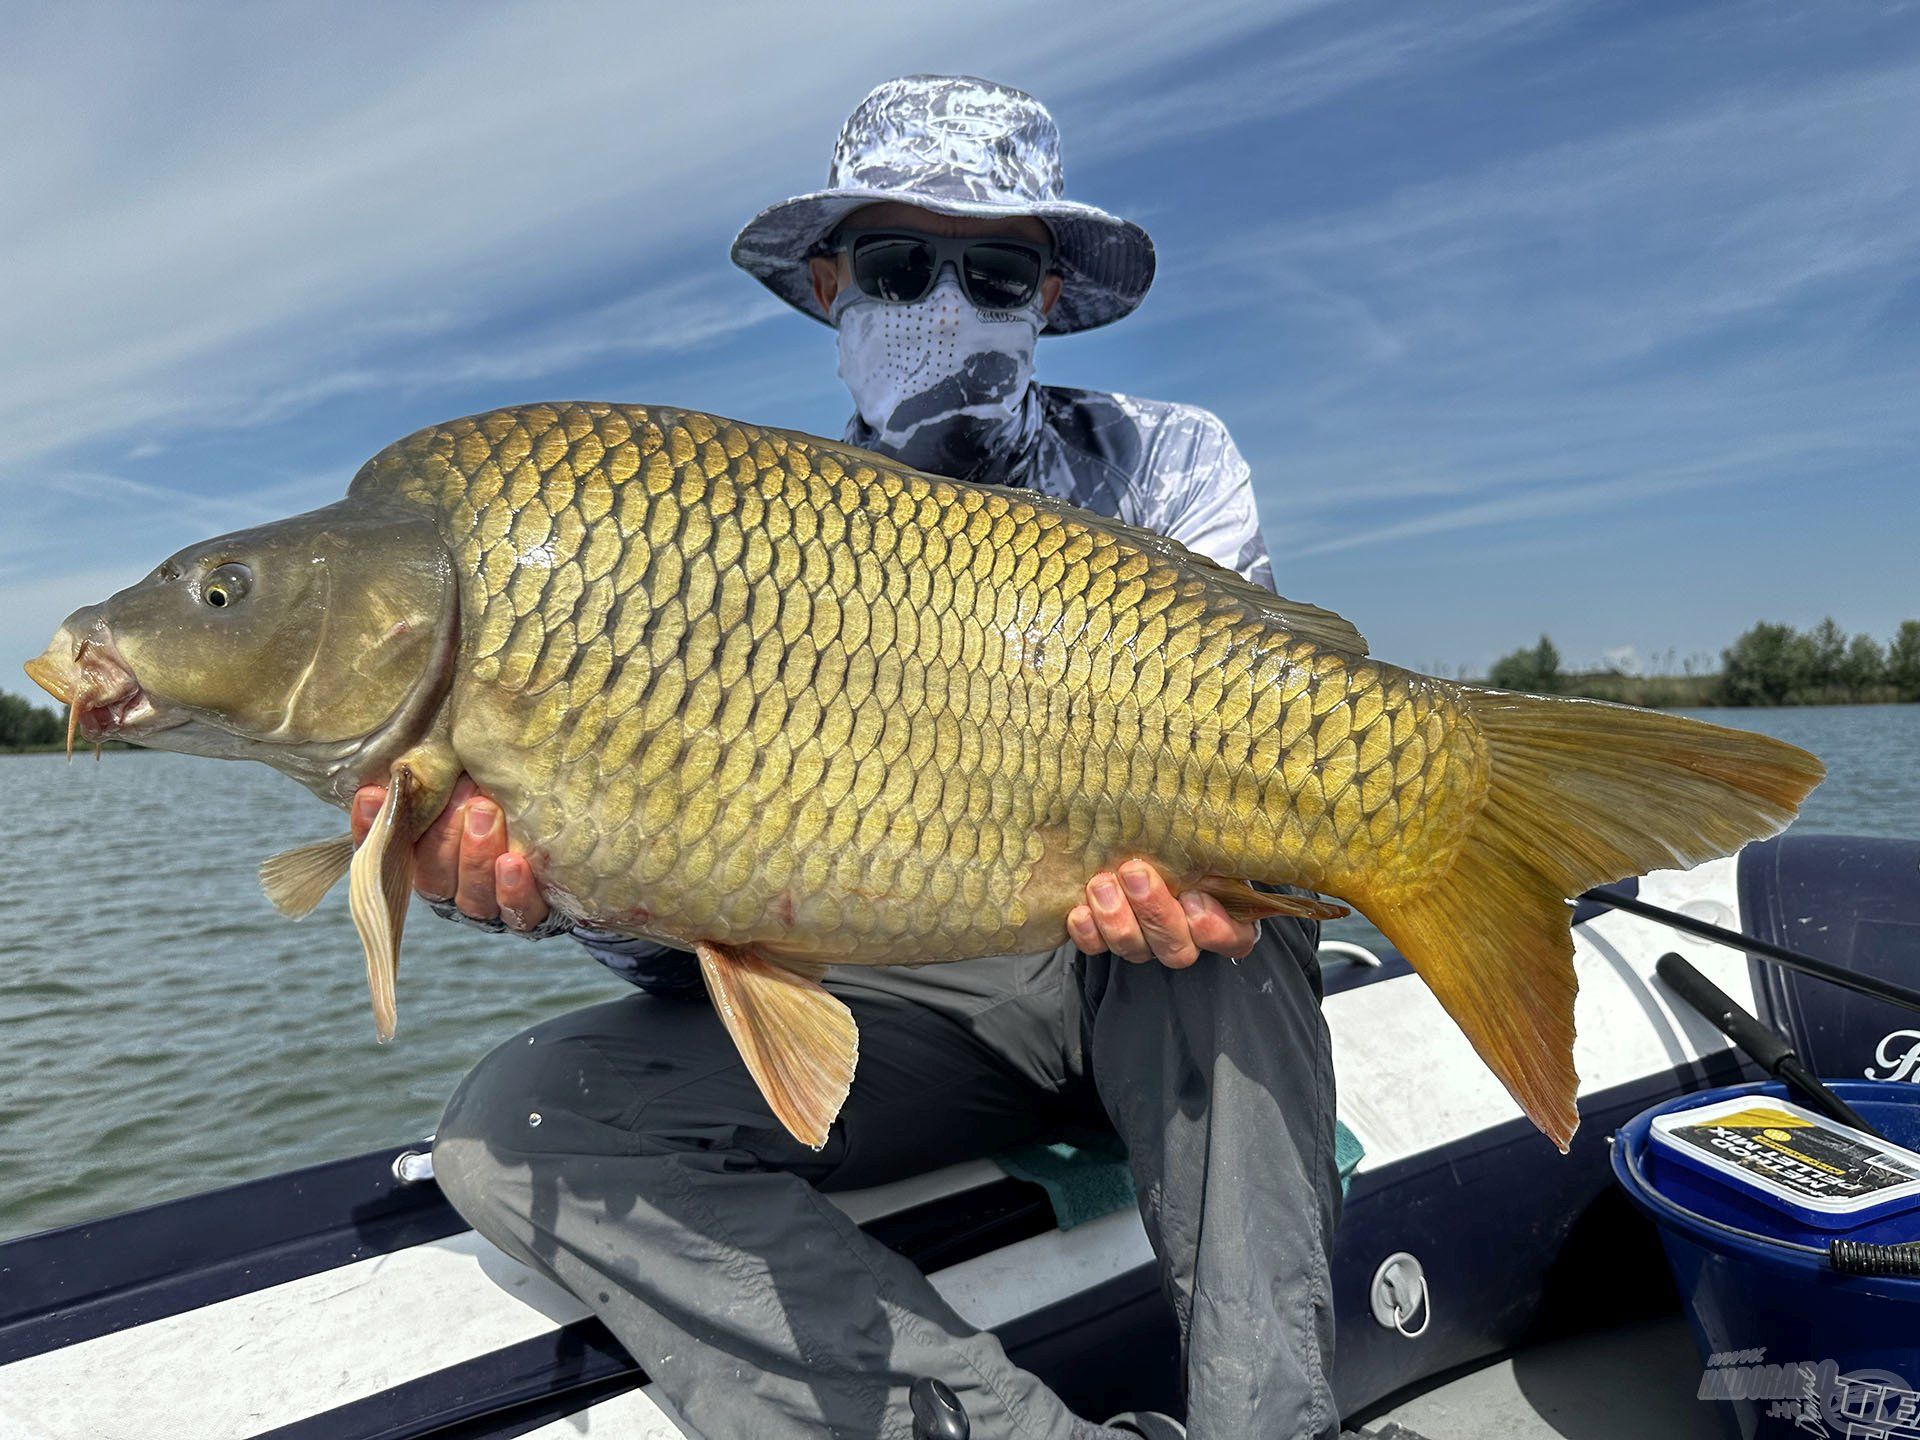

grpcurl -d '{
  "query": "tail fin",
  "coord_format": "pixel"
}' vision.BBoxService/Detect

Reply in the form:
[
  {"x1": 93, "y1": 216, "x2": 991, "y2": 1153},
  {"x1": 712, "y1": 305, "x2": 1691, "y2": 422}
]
[{"x1": 1366, "y1": 690, "x2": 1824, "y2": 1151}]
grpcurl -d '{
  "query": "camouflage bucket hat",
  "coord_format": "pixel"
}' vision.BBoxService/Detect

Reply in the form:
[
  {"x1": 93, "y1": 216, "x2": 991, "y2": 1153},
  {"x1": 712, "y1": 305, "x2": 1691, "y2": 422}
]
[{"x1": 731, "y1": 74, "x2": 1155, "y2": 336}]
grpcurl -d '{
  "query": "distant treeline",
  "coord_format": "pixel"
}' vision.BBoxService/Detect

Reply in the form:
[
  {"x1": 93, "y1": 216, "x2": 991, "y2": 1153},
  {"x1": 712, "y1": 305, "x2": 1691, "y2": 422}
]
[
  {"x1": 1487, "y1": 620, "x2": 1920, "y2": 708},
  {"x1": 0, "y1": 690, "x2": 66, "y2": 749},
  {"x1": 0, "y1": 691, "x2": 138, "y2": 752}
]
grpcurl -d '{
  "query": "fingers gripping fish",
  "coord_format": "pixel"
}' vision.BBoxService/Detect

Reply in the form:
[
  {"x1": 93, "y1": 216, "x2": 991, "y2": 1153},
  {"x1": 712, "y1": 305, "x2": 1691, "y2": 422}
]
[{"x1": 26, "y1": 403, "x2": 1823, "y2": 1151}]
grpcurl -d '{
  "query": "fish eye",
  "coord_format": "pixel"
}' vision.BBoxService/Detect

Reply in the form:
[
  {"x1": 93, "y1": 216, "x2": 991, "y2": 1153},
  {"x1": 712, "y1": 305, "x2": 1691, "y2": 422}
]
[{"x1": 201, "y1": 562, "x2": 252, "y2": 610}]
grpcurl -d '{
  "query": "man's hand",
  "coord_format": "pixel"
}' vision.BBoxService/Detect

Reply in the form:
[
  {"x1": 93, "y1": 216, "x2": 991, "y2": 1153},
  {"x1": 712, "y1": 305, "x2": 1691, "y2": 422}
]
[
  {"x1": 351, "y1": 775, "x2": 550, "y2": 933},
  {"x1": 1067, "y1": 859, "x2": 1258, "y2": 969}
]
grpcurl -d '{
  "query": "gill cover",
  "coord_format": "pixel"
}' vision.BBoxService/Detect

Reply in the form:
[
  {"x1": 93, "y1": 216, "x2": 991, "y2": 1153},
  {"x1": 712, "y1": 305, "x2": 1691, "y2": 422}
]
[{"x1": 93, "y1": 500, "x2": 454, "y2": 750}]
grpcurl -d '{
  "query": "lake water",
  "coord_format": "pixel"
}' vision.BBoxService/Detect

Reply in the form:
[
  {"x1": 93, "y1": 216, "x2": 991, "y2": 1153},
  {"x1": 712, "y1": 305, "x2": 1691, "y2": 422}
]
[{"x1": 2, "y1": 703, "x2": 1915, "y2": 1241}]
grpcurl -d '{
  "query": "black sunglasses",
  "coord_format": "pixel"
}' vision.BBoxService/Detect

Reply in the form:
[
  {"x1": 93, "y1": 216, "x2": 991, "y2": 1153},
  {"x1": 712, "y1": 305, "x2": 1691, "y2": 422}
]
[{"x1": 832, "y1": 227, "x2": 1055, "y2": 311}]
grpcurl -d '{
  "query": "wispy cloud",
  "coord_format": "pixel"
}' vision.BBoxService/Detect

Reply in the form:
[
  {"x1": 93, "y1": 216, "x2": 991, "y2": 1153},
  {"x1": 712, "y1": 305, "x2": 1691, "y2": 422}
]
[
  {"x1": 168, "y1": 278, "x2": 793, "y2": 453},
  {"x1": 1237, "y1": 62, "x2": 1920, "y2": 371},
  {"x1": 0, "y1": 0, "x2": 1314, "y2": 472},
  {"x1": 1070, "y1": 1, "x2": 1568, "y2": 157},
  {"x1": 1161, "y1": 31, "x2": 1920, "y2": 641},
  {"x1": 400, "y1": 280, "x2": 790, "y2": 391},
  {"x1": 1290, "y1": 437, "x2": 1859, "y2": 557}
]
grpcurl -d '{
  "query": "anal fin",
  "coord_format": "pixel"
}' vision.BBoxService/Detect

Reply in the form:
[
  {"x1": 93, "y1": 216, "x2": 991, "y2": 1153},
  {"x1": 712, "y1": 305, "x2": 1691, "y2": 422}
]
[
  {"x1": 261, "y1": 834, "x2": 355, "y2": 918},
  {"x1": 697, "y1": 940, "x2": 858, "y2": 1150},
  {"x1": 348, "y1": 764, "x2": 417, "y2": 1043},
  {"x1": 1198, "y1": 877, "x2": 1350, "y2": 924}
]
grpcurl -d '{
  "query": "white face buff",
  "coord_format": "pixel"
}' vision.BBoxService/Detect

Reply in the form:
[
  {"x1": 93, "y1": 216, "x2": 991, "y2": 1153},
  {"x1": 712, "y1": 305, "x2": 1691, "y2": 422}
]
[{"x1": 833, "y1": 271, "x2": 1042, "y2": 482}]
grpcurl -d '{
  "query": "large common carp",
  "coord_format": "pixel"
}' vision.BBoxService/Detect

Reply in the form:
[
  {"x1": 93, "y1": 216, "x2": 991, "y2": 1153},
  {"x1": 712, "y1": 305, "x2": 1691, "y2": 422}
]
[{"x1": 26, "y1": 402, "x2": 1822, "y2": 1150}]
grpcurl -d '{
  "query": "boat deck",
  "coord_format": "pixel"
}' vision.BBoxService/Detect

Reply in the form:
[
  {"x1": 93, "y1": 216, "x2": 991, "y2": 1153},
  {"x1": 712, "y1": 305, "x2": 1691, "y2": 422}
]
[{"x1": 1371, "y1": 1315, "x2": 1719, "y2": 1438}]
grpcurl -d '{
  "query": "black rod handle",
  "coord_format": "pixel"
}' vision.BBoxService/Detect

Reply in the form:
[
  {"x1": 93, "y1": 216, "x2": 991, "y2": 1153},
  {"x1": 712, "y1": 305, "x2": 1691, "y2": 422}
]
[
  {"x1": 1655, "y1": 951, "x2": 1794, "y2": 1071},
  {"x1": 1655, "y1": 951, "x2": 1882, "y2": 1137}
]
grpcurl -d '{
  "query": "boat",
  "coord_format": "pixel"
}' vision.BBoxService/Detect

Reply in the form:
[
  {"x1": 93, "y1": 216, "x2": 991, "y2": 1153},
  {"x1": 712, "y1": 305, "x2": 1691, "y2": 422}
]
[{"x1": 4, "y1": 831, "x2": 1915, "y2": 1439}]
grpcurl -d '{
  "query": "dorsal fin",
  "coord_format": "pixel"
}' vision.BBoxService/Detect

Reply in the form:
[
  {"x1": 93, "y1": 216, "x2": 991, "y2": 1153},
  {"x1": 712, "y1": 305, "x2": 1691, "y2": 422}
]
[
  {"x1": 1176, "y1": 550, "x2": 1369, "y2": 656},
  {"x1": 752, "y1": 424, "x2": 1370, "y2": 655},
  {"x1": 976, "y1": 476, "x2": 1370, "y2": 657}
]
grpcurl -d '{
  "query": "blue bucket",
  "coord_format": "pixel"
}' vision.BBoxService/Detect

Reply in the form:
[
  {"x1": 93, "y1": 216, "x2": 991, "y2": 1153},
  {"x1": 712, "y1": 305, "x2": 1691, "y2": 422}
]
[{"x1": 1614, "y1": 1080, "x2": 1920, "y2": 1439}]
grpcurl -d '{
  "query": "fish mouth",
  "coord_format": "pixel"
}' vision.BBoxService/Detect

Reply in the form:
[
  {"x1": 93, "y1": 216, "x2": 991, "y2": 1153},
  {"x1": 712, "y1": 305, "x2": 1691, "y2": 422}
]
[{"x1": 25, "y1": 628, "x2": 163, "y2": 757}]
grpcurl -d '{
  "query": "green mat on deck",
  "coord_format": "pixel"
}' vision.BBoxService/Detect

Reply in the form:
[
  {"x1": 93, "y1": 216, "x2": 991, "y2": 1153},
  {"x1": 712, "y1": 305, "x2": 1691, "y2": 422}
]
[{"x1": 995, "y1": 1121, "x2": 1364, "y2": 1231}]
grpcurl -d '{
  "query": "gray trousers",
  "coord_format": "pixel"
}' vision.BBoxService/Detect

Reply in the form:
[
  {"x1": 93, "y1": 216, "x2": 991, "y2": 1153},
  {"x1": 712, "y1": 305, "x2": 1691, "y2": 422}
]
[{"x1": 434, "y1": 923, "x2": 1340, "y2": 1440}]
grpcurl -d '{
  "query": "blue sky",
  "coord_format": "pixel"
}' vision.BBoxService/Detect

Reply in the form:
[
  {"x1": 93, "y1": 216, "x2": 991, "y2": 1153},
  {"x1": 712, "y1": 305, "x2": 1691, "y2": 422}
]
[{"x1": 5, "y1": 0, "x2": 1917, "y2": 691}]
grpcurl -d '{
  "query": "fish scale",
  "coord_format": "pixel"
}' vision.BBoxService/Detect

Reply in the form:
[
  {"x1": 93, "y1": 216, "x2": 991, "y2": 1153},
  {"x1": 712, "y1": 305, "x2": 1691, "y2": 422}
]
[
  {"x1": 348, "y1": 401, "x2": 1481, "y2": 962},
  {"x1": 33, "y1": 399, "x2": 1821, "y2": 1150}
]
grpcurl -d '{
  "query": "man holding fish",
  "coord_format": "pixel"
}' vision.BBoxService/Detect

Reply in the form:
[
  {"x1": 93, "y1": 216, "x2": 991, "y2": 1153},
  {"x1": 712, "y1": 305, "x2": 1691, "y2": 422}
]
[
  {"x1": 370, "y1": 77, "x2": 1338, "y2": 1440},
  {"x1": 31, "y1": 74, "x2": 1816, "y2": 1440}
]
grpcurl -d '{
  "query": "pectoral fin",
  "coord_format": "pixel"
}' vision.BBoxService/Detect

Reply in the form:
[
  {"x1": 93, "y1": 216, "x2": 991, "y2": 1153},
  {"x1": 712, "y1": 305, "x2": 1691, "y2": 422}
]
[
  {"x1": 1198, "y1": 877, "x2": 1351, "y2": 923},
  {"x1": 260, "y1": 834, "x2": 355, "y2": 918},
  {"x1": 348, "y1": 764, "x2": 418, "y2": 1043},
  {"x1": 696, "y1": 940, "x2": 858, "y2": 1150}
]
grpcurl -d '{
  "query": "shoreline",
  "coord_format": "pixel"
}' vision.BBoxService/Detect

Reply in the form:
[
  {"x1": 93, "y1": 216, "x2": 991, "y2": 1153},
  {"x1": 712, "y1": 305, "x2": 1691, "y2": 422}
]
[
  {"x1": 1, "y1": 743, "x2": 140, "y2": 755},
  {"x1": 1469, "y1": 690, "x2": 1916, "y2": 711}
]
